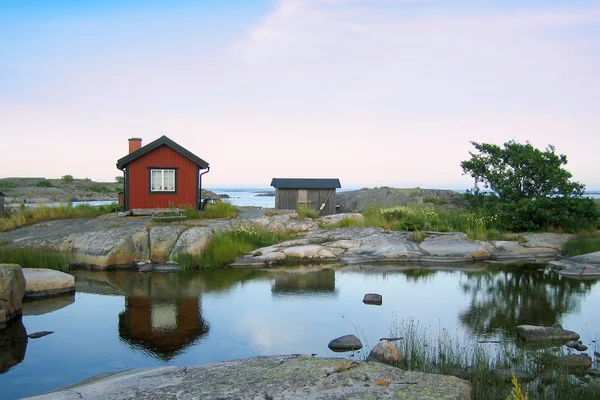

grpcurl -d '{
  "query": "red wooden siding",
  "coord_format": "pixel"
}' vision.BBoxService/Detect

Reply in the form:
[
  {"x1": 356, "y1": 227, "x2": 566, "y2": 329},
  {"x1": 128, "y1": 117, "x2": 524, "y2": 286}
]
[{"x1": 127, "y1": 145, "x2": 198, "y2": 209}]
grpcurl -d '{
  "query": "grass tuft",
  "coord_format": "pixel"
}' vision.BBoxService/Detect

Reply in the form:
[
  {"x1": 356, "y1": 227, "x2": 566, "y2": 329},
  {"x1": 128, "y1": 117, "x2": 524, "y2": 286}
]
[
  {"x1": 562, "y1": 231, "x2": 600, "y2": 256},
  {"x1": 296, "y1": 205, "x2": 319, "y2": 220},
  {"x1": 325, "y1": 217, "x2": 363, "y2": 228},
  {"x1": 176, "y1": 225, "x2": 297, "y2": 270},
  {"x1": 183, "y1": 202, "x2": 239, "y2": 220},
  {"x1": 0, "y1": 246, "x2": 70, "y2": 271},
  {"x1": 0, "y1": 203, "x2": 116, "y2": 232}
]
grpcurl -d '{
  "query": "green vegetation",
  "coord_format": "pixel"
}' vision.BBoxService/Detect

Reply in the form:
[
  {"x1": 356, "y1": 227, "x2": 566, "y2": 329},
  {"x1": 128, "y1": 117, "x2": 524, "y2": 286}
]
[
  {"x1": 461, "y1": 141, "x2": 599, "y2": 232},
  {"x1": 423, "y1": 197, "x2": 449, "y2": 206},
  {"x1": 0, "y1": 182, "x2": 17, "y2": 189},
  {"x1": 89, "y1": 185, "x2": 113, "y2": 193},
  {"x1": 0, "y1": 203, "x2": 116, "y2": 232},
  {"x1": 176, "y1": 225, "x2": 297, "y2": 269},
  {"x1": 326, "y1": 204, "x2": 519, "y2": 240},
  {"x1": 507, "y1": 372, "x2": 528, "y2": 400},
  {"x1": 327, "y1": 217, "x2": 362, "y2": 228},
  {"x1": 0, "y1": 246, "x2": 70, "y2": 271},
  {"x1": 296, "y1": 204, "x2": 319, "y2": 219},
  {"x1": 410, "y1": 230, "x2": 427, "y2": 242},
  {"x1": 61, "y1": 175, "x2": 74, "y2": 182},
  {"x1": 35, "y1": 179, "x2": 53, "y2": 188},
  {"x1": 390, "y1": 318, "x2": 599, "y2": 400},
  {"x1": 562, "y1": 231, "x2": 600, "y2": 257},
  {"x1": 183, "y1": 202, "x2": 239, "y2": 220},
  {"x1": 115, "y1": 176, "x2": 124, "y2": 183}
]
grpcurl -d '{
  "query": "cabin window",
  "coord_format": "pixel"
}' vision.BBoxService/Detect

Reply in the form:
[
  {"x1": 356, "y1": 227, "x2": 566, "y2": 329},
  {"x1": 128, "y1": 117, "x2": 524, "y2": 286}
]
[{"x1": 150, "y1": 169, "x2": 176, "y2": 192}]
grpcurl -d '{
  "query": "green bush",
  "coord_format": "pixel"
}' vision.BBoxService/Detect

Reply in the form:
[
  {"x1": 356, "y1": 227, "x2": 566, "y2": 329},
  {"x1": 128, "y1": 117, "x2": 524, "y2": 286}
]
[
  {"x1": 35, "y1": 179, "x2": 53, "y2": 188},
  {"x1": 89, "y1": 186, "x2": 110, "y2": 193},
  {"x1": 61, "y1": 175, "x2": 74, "y2": 182},
  {"x1": 461, "y1": 140, "x2": 598, "y2": 232},
  {"x1": 0, "y1": 182, "x2": 17, "y2": 189},
  {"x1": 464, "y1": 193, "x2": 599, "y2": 232}
]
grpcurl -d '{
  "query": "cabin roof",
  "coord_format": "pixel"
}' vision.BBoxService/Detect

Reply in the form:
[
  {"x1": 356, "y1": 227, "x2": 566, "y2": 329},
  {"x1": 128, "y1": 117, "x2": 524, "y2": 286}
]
[
  {"x1": 270, "y1": 178, "x2": 341, "y2": 189},
  {"x1": 116, "y1": 135, "x2": 209, "y2": 170},
  {"x1": 0, "y1": 190, "x2": 5, "y2": 196}
]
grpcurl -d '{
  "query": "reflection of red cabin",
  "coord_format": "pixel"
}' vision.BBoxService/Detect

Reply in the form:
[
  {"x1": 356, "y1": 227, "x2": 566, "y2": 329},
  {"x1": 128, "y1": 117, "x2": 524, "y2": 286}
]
[
  {"x1": 118, "y1": 297, "x2": 209, "y2": 360},
  {"x1": 116, "y1": 136, "x2": 210, "y2": 210}
]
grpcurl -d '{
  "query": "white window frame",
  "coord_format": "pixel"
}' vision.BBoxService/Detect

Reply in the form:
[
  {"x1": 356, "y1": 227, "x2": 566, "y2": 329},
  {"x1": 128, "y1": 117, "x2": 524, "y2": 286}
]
[{"x1": 150, "y1": 169, "x2": 176, "y2": 192}]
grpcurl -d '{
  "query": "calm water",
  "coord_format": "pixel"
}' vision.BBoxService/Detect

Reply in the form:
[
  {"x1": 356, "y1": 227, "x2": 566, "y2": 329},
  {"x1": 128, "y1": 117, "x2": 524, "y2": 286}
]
[
  {"x1": 213, "y1": 188, "x2": 275, "y2": 208},
  {"x1": 1, "y1": 264, "x2": 599, "y2": 399}
]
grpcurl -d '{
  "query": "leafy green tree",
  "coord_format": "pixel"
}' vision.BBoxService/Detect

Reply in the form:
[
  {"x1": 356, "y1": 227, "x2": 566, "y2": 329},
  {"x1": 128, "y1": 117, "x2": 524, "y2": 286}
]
[
  {"x1": 61, "y1": 175, "x2": 74, "y2": 182},
  {"x1": 115, "y1": 176, "x2": 124, "y2": 184},
  {"x1": 461, "y1": 141, "x2": 598, "y2": 231},
  {"x1": 461, "y1": 141, "x2": 584, "y2": 200}
]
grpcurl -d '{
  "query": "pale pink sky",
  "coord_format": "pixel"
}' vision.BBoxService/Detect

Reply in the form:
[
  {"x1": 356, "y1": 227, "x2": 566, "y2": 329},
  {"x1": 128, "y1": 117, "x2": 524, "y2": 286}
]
[{"x1": 1, "y1": 0, "x2": 599, "y2": 189}]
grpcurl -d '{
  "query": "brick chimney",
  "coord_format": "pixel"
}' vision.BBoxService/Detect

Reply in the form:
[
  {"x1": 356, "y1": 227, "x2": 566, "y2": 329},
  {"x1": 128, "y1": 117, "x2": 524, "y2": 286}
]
[{"x1": 128, "y1": 138, "x2": 142, "y2": 154}]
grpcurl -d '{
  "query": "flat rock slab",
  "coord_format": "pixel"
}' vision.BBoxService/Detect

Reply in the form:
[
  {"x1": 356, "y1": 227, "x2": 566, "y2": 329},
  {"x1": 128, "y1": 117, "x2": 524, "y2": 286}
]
[
  {"x1": 548, "y1": 354, "x2": 592, "y2": 370},
  {"x1": 515, "y1": 325, "x2": 579, "y2": 345},
  {"x1": 363, "y1": 293, "x2": 383, "y2": 305},
  {"x1": 550, "y1": 251, "x2": 600, "y2": 280},
  {"x1": 26, "y1": 355, "x2": 472, "y2": 400},
  {"x1": 23, "y1": 269, "x2": 75, "y2": 298}
]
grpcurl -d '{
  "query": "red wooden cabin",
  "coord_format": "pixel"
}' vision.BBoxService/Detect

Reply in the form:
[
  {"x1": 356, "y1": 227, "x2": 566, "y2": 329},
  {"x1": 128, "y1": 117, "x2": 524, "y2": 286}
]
[{"x1": 116, "y1": 136, "x2": 210, "y2": 210}]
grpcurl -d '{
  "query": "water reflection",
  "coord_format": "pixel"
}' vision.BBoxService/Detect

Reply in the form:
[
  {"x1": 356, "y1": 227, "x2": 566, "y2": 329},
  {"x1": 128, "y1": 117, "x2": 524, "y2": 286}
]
[
  {"x1": 118, "y1": 297, "x2": 209, "y2": 361},
  {"x1": 0, "y1": 317, "x2": 27, "y2": 374},
  {"x1": 458, "y1": 265, "x2": 597, "y2": 336},
  {"x1": 22, "y1": 294, "x2": 75, "y2": 316},
  {"x1": 270, "y1": 269, "x2": 337, "y2": 296},
  {"x1": 65, "y1": 265, "x2": 600, "y2": 359},
  {"x1": 71, "y1": 268, "x2": 269, "y2": 297},
  {"x1": 2, "y1": 264, "x2": 600, "y2": 399}
]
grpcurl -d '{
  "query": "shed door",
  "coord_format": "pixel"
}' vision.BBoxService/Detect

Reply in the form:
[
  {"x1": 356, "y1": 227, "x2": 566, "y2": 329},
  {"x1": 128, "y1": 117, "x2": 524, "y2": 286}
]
[{"x1": 298, "y1": 190, "x2": 308, "y2": 204}]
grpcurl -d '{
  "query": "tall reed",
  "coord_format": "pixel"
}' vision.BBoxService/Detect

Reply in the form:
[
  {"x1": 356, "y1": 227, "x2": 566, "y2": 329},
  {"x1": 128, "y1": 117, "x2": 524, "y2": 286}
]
[
  {"x1": 0, "y1": 246, "x2": 70, "y2": 271},
  {"x1": 389, "y1": 317, "x2": 599, "y2": 400}
]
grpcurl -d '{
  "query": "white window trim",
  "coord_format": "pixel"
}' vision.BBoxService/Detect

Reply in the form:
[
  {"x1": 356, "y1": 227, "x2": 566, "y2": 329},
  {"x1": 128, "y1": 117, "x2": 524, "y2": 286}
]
[{"x1": 150, "y1": 169, "x2": 176, "y2": 192}]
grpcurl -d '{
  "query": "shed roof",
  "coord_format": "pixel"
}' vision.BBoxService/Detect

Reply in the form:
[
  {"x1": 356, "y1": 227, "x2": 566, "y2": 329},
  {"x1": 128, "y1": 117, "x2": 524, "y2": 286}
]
[
  {"x1": 116, "y1": 135, "x2": 209, "y2": 170},
  {"x1": 270, "y1": 178, "x2": 341, "y2": 189},
  {"x1": 0, "y1": 190, "x2": 5, "y2": 196}
]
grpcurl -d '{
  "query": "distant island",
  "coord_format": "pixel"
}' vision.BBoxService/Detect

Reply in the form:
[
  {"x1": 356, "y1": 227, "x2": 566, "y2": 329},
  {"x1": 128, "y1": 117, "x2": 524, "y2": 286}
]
[
  {"x1": 255, "y1": 191, "x2": 275, "y2": 197},
  {"x1": 0, "y1": 177, "x2": 219, "y2": 206}
]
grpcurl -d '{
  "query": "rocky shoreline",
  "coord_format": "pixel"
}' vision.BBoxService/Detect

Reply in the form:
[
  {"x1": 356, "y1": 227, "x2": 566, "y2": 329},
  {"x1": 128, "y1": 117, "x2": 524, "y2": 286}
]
[
  {"x1": 24, "y1": 354, "x2": 472, "y2": 400},
  {"x1": 1, "y1": 209, "x2": 599, "y2": 278}
]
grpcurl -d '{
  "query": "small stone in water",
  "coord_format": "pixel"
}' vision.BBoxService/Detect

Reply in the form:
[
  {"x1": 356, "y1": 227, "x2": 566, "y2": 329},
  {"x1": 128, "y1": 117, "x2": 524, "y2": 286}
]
[
  {"x1": 363, "y1": 293, "x2": 382, "y2": 305},
  {"x1": 328, "y1": 334, "x2": 363, "y2": 352},
  {"x1": 28, "y1": 331, "x2": 54, "y2": 339}
]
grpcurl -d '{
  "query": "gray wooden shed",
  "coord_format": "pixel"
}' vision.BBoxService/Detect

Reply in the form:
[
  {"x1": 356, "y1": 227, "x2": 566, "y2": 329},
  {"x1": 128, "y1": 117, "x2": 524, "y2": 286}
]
[
  {"x1": 270, "y1": 178, "x2": 341, "y2": 216},
  {"x1": 0, "y1": 191, "x2": 5, "y2": 214}
]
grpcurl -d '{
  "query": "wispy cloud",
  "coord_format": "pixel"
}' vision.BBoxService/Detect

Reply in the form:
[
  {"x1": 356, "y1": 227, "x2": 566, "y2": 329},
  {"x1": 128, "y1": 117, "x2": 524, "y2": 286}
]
[{"x1": 0, "y1": 1, "x2": 598, "y2": 187}]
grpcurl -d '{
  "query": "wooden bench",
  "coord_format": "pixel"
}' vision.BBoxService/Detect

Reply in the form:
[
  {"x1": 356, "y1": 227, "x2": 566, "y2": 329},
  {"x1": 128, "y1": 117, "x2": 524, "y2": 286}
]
[{"x1": 150, "y1": 209, "x2": 186, "y2": 221}]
